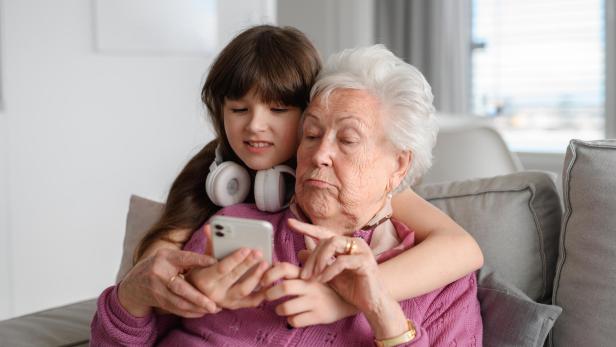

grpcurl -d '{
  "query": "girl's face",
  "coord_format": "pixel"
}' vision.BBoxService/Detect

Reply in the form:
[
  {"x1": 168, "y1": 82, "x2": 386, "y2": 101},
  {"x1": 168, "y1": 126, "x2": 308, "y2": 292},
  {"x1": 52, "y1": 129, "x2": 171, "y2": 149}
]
[{"x1": 223, "y1": 88, "x2": 302, "y2": 171}]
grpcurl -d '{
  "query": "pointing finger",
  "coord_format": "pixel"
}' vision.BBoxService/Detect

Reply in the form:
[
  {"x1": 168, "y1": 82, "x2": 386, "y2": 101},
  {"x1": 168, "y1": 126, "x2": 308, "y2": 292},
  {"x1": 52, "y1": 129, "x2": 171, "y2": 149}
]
[{"x1": 287, "y1": 219, "x2": 335, "y2": 240}]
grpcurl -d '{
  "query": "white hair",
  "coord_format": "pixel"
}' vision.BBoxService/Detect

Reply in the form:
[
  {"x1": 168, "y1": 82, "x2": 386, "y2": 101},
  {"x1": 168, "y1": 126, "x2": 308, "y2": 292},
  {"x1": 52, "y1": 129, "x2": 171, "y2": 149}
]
[{"x1": 310, "y1": 44, "x2": 438, "y2": 189}]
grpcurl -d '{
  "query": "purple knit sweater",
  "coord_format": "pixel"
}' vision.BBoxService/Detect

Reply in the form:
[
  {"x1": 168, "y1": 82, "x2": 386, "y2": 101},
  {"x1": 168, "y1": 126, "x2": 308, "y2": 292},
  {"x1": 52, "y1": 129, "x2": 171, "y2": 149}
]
[{"x1": 91, "y1": 204, "x2": 482, "y2": 346}]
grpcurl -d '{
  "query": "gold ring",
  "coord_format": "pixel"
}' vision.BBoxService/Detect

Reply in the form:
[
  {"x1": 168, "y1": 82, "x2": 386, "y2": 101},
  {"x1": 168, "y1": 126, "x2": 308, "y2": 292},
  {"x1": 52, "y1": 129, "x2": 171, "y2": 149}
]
[
  {"x1": 348, "y1": 239, "x2": 358, "y2": 255},
  {"x1": 343, "y1": 238, "x2": 358, "y2": 255},
  {"x1": 167, "y1": 273, "x2": 185, "y2": 288},
  {"x1": 343, "y1": 239, "x2": 353, "y2": 254},
  {"x1": 168, "y1": 275, "x2": 178, "y2": 288}
]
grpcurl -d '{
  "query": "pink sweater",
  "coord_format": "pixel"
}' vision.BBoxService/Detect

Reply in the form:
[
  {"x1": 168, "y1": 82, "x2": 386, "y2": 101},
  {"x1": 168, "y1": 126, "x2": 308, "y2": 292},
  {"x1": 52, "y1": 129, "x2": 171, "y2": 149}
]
[{"x1": 91, "y1": 204, "x2": 482, "y2": 346}]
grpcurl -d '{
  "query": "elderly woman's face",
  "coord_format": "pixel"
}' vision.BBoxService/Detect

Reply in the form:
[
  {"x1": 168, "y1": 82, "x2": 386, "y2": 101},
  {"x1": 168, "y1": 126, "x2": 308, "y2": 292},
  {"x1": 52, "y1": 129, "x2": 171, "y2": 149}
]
[{"x1": 296, "y1": 89, "x2": 410, "y2": 230}]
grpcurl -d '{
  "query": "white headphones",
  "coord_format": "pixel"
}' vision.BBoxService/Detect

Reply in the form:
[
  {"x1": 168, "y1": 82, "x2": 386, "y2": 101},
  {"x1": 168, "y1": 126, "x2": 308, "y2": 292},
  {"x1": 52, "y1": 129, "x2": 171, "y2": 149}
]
[{"x1": 205, "y1": 145, "x2": 296, "y2": 212}]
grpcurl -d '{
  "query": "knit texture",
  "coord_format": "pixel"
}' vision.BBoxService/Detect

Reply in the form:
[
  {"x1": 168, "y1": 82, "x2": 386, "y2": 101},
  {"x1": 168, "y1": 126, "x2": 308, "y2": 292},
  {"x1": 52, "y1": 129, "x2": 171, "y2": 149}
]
[{"x1": 91, "y1": 204, "x2": 482, "y2": 346}]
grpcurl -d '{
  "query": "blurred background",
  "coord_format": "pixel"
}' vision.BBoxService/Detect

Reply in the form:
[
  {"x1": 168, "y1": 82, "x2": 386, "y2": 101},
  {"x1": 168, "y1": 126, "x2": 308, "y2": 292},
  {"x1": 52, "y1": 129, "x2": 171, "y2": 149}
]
[{"x1": 0, "y1": 0, "x2": 613, "y2": 319}]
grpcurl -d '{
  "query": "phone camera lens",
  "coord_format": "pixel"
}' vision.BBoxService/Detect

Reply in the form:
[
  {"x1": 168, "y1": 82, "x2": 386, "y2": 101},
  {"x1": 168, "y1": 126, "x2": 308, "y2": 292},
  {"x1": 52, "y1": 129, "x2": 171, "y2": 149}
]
[
  {"x1": 215, "y1": 231, "x2": 224, "y2": 237},
  {"x1": 214, "y1": 224, "x2": 223, "y2": 230}
]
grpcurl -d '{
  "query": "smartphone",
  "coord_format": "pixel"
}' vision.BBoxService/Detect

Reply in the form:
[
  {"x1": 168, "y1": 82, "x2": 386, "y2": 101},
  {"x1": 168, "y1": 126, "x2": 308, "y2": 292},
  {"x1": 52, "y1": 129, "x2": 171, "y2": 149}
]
[{"x1": 209, "y1": 215, "x2": 274, "y2": 264}]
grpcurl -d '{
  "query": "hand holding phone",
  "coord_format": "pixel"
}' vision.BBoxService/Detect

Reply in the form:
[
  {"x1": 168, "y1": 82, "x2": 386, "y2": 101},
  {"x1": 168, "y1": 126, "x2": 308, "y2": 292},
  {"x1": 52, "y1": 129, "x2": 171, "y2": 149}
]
[{"x1": 209, "y1": 215, "x2": 274, "y2": 264}]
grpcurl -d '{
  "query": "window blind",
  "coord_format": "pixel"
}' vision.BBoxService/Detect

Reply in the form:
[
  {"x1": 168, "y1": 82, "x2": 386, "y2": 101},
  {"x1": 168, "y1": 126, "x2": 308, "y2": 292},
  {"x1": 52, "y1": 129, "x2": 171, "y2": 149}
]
[{"x1": 471, "y1": 0, "x2": 605, "y2": 151}]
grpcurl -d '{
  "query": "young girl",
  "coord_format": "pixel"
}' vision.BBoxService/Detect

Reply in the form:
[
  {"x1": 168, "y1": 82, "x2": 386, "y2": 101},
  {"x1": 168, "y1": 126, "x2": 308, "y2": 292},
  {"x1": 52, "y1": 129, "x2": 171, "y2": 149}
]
[{"x1": 123, "y1": 25, "x2": 482, "y2": 323}]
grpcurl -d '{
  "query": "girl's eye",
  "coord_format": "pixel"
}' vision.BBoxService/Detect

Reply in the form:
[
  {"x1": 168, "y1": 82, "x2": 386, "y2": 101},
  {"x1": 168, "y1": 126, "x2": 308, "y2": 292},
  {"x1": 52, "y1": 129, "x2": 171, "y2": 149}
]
[{"x1": 231, "y1": 108, "x2": 247, "y2": 113}]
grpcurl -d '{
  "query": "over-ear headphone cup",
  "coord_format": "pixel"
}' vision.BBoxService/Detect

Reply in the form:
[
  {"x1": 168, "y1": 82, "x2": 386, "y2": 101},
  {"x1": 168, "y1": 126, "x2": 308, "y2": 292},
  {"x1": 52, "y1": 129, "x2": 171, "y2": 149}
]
[
  {"x1": 254, "y1": 165, "x2": 295, "y2": 212},
  {"x1": 254, "y1": 170, "x2": 279, "y2": 212},
  {"x1": 206, "y1": 161, "x2": 251, "y2": 207}
]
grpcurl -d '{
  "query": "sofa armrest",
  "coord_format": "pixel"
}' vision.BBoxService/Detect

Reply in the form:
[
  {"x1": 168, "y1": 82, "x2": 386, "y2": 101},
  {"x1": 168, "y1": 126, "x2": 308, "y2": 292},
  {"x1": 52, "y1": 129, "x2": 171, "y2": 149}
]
[{"x1": 0, "y1": 298, "x2": 96, "y2": 347}]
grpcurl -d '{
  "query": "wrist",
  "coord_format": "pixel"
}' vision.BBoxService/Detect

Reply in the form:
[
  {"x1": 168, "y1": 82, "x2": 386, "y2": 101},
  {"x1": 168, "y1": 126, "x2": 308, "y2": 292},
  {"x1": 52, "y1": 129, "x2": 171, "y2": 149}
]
[
  {"x1": 117, "y1": 282, "x2": 152, "y2": 317},
  {"x1": 364, "y1": 297, "x2": 407, "y2": 340},
  {"x1": 374, "y1": 320, "x2": 417, "y2": 347},
  {"x1": 339, "y1": 299, "x2": 360, "y2": 319}
]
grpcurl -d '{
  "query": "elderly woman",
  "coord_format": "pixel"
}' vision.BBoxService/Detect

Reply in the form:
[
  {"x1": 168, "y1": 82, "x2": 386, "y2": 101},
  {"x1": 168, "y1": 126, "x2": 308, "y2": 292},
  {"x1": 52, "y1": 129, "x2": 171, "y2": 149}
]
[{"x1": 91, "y1": 45, "x2": 482, "y2": 346}]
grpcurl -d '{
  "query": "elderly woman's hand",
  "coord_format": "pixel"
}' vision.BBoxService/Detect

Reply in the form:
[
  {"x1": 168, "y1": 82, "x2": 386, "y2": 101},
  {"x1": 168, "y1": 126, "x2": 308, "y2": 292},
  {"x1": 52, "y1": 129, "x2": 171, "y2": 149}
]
[
  {"x1": 289, "y1": 219, "x2": 409, "y2": 339},
  {"x1": 186, "y1": 246, "x2": 270, "y2": 310},
  {"x1": 260, "y1": 262, "x2": 356, "y2": 327},
  {"x1": 117, "y1": 248, "x2": 219, "y2": 318}
]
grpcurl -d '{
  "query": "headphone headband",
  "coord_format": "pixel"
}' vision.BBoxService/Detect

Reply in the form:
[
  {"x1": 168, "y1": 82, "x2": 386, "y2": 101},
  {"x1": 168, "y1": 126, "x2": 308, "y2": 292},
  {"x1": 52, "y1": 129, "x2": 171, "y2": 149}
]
[{"x1": 209, "y1": 144, "x2": 225, "y2": 172}]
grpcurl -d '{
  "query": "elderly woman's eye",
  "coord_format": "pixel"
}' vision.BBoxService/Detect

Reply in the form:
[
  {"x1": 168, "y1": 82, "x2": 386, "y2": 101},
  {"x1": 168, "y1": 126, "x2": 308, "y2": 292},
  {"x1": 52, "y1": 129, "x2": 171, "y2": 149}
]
[
  {"x1": 341, "y1": 138, "x2": 359, "y2": 145},
  {"x1": 303, "y1": 131, "x2": 320, "y2": 140}
]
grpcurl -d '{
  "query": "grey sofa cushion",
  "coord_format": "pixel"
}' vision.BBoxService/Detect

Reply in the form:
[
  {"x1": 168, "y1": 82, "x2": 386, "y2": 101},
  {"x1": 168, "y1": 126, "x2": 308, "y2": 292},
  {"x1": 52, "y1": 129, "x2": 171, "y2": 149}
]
[
  {"x1": 415, "y1": 171, "x2": 562, "y2": 302},
  {"x1": 478, "y1": 268, "x2": 562, "y2": 347},
  {"x1": 551, "y1": 139, "x2": 616, "y2": 347},
  {"x1": 116, "y1": 195, "x2": 165, "y2": 283},
  {"x1": 0, "y1": 299, "x2": 96, "y2": 347}
]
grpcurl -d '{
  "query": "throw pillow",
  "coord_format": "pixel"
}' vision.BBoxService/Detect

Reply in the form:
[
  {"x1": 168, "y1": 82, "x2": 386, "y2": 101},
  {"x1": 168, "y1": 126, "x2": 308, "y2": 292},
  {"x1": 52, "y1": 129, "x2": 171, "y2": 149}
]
[
  {"x1": 415, "y1": 171, "x2": 562, "y2": 302},
  {"x1": 551, "y1": 139, "x2": 616, "y2": 346},
  {"x1": 115, "y1": 195, "x2": 164, "y2": 283},
  {"x1": 478, "y1": 267, "x2": 562, "y2": 347},
  {"x1": 477, "y1": 267, "x2": 562, "y2": 347}
]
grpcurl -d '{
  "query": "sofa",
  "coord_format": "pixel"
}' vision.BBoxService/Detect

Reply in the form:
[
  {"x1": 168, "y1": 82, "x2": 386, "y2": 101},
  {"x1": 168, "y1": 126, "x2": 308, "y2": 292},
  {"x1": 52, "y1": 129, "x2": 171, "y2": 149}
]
[{"x1": 0, "y1": 138, "x2": 614, "y2": 347}]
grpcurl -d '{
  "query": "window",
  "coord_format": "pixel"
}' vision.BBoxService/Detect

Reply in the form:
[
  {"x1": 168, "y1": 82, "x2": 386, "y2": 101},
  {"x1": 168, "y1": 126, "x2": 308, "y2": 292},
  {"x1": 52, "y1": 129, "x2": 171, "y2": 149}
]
[{"x1": 471, "y1": 0, "x2": 606, "y2": 152}]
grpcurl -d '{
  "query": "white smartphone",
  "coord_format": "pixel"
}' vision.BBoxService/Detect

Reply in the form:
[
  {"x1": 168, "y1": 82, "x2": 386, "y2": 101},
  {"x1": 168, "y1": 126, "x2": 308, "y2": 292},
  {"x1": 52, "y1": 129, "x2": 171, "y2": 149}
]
[{"x1": 209, "y1": 215, "x2": 274, "y2": 264}]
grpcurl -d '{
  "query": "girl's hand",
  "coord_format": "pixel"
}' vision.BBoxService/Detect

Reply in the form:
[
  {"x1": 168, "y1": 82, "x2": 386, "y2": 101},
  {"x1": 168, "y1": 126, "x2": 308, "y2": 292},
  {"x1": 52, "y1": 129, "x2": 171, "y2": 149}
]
[
  {"x1": 260, "y1": 262, "x2": 356, "y2": 327},
  {"x1": 117, "y1": 248, "x2": 219, "y2": 318},
  {"x1": 186, "y1": 247, "x2": 270, "y2": 310}
]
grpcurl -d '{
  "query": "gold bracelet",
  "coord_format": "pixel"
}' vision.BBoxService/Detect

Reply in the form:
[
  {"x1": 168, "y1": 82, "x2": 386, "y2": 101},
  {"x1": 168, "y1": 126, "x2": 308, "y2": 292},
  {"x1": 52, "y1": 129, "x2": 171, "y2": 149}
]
[{"x1": 374, "y1": 320, "x2": 416, "y2": 347}]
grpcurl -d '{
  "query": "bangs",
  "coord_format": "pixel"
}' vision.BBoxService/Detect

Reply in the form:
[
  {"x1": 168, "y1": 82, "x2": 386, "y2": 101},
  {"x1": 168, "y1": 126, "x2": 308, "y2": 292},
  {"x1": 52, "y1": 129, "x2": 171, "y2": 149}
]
[
  {"x1": 202, "y1": 24, "x2": 321, "y2": 136},
  {"x1": 222, "y1": 55, "x2": 310, "y2": 108}
]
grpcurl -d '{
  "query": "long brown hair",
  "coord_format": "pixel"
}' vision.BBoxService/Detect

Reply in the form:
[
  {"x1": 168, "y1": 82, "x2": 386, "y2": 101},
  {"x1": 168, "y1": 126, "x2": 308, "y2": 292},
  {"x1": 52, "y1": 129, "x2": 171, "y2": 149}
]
[{"x1": 134, "y1": 25, "x2": 322, "y2": 262}]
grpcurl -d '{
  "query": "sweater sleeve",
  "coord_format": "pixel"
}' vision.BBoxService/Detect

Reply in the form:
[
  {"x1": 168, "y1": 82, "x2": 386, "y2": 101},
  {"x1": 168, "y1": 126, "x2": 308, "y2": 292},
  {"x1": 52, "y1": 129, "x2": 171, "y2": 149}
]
[
  {"x1": 90, "y1": 223, "x2": 212, "y2": 346},
  {"x1": 406, "y1": 274, "x2": 482, "y2": 346},
  {"x1": 376, "y1": 220, "x2": 482, "y2": 346},
  {"x1": 90, "y1": 285, "x2": 179, "y2": 346}
]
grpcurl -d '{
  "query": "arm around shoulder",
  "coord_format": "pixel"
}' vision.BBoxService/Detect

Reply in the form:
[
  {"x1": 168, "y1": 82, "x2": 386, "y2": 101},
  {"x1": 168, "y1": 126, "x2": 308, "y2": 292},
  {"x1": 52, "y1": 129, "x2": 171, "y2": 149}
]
[
  {"x1": 419, "y1": 273, "x2": 483, "y2": 345},
  {"x1": 380, "y1": 188, "x2": 484, "y2": 300}
]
